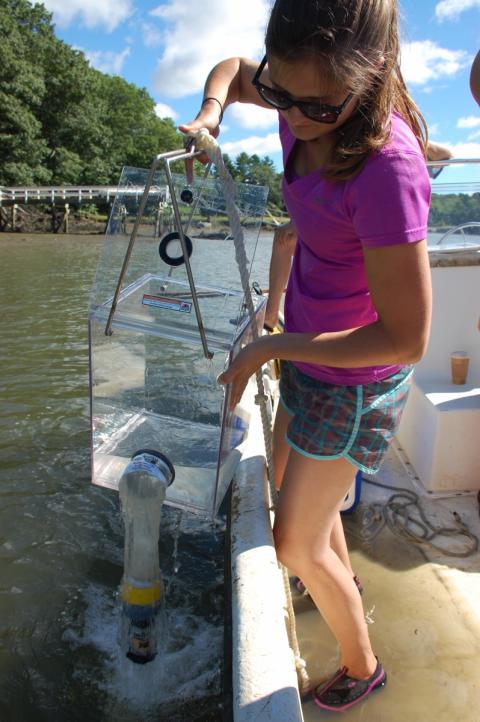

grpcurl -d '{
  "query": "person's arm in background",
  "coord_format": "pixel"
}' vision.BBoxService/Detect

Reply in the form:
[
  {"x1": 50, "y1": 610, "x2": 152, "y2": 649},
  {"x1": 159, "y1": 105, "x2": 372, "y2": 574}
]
[
  {"x1": 470, "y1": 50, "x2": 480, "y2": 105},
  {"x1": 426, "y1": 140, "x2": 453, "y2": 179},
  {"x1": 469, "y1": 51, "x2": 480, "y2": 334},
  {"x1": 426, "y1": 141, "x2": 453, "y2": 161},
  {"x1": 264, "y1": 221, "x2": 297, "y2": 330}
]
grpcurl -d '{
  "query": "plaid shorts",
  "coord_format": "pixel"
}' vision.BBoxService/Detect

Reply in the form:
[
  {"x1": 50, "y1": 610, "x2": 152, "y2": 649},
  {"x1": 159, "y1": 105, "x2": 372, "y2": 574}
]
[{"x1": 279, "y1": 361, "x2": 413, "y2": 474}]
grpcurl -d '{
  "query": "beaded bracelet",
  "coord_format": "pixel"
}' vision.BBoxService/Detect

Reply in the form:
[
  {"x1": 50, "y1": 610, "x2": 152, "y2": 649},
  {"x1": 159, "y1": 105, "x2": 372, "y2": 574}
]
[{"x1": 201, "y1": 96, "x2": 224, "y2": 124}]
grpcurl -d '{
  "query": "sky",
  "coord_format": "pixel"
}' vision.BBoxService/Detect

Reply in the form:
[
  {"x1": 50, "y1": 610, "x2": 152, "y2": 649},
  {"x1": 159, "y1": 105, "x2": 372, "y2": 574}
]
[{"x1": 41, "y1": 0, "x2": 480, "y2": 179}]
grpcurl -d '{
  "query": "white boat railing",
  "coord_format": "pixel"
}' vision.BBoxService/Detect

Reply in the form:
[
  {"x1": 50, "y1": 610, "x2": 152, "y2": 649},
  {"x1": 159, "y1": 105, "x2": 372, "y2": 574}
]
[
  {"x1": 230, "y1": 383, "x2": 303, "y2": 722},
  {"x1": 426, "y1": 157, "x2": 480, "y2": 250},
  {"x1": 434, "y1": 222, "x2": 480, "y2": 247},
  {"x1": 427, "y1": 157, "x2": 480, "y2": 168}
]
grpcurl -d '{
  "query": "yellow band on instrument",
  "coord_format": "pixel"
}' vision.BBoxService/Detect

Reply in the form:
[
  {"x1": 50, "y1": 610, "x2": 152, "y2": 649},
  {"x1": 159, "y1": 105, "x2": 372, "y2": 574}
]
[
  {"x1": 266, "y1": 325, "x2": 282, "y2": 380},
  {"x1": 121, "y1": 582, "x2": 162, "y2": 606}
]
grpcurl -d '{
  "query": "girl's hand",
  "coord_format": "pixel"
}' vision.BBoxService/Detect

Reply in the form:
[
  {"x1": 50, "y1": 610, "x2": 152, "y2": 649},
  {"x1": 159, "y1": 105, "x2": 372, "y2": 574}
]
[
  {"x1": 178, "y1": 100, "x2": 222, "y2": 167},
  {"x1": 263, "y1": 303, "x2": 281, "y2": 331},
  {"x1": 218, "y1": 338, "x2": 270, "y2": 410}
]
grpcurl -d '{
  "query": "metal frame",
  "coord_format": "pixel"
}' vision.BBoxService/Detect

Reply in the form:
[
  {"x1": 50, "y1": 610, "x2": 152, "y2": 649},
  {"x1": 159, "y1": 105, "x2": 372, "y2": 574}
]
[
  {"x1": 427, "y1": 158, "x2": 480, "y2": 168},
  {"x1": 104, "y1": 146, "x2": 215, "y2": 360}
]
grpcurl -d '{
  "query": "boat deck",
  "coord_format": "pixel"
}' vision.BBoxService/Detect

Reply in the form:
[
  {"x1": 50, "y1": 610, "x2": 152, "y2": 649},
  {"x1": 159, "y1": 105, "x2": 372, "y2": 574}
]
[{"x1": 297, "y1": 446, "x2": 480, "y2": 721}]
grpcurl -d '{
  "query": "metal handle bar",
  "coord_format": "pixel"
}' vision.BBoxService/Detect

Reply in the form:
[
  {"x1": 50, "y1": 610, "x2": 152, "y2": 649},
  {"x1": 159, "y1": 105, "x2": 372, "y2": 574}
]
[{"x1": 104, "y1": 146, "x2": 214, "y2": 360}]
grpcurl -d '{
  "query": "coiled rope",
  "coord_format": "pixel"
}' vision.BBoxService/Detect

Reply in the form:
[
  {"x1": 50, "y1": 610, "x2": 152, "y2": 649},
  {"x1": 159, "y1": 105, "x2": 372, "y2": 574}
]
[
  {"x1": 350, "y1": 478, "x2": 479, "y2": 557},
  {"x1": 189, "y1": 128, "x2": 310, "y2": 693}
]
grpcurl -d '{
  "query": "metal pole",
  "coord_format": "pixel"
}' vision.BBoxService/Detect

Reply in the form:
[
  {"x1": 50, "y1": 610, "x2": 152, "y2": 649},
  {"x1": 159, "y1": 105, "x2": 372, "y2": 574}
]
[
  {"x1": 164, "y1": 158, "x2": 214, "y2": 359},
  {"x1": 104, "y1": 154, "x2": 162, "y2": 336},
  {"x1": 104, "y1": 146, "x2": 209, "y2": 341},
  {"x1": 183, "y1": 161, "x2": 213, "y2": 237}
]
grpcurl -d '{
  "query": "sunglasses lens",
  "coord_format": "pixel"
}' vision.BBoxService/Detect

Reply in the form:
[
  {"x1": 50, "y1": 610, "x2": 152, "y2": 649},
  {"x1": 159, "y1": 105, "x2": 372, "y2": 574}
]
[
  {"x1": 304, "y1": 107, "x2": 338, "y2": 123},
  {"x1": 255, "y1": 82, "x2": 345, "y2": 124},
  {"x1": 258, "y1": 85, "x2": 291, "y2": 109}
]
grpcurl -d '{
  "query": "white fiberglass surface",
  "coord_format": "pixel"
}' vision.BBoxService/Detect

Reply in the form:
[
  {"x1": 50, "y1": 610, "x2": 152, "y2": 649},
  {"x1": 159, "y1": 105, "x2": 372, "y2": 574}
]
[{"x1": 299, "y1": 448, "x2": 480, "y2": 722}]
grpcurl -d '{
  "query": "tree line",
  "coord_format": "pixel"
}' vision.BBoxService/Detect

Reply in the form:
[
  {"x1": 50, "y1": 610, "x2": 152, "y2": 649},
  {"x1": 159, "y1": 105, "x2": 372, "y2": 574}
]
[
  {"x1": 7, "y1": 1, "x2": 476, "y2": 227},
  {"x1": 0, "y1": 0, "x2": 284, "y2": 211},
  {"x1": 429, "y1": 193, "x2": 480, "y2": 231}
]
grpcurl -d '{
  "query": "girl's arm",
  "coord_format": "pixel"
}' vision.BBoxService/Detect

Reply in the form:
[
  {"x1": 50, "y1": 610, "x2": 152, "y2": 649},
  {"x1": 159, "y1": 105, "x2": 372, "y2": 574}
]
[
  {"x1": 264, "y1": 221, "x2": 297, "y2": 329},
  {"x1": 178, "y1": 57, "x2": 272, "y2": 138},
  {"x1": 220, "y1": 240, "x2": 432, "y2": 408},
  {"x1": 270, "y1": 240, "x2": 432, "y2": 366}
]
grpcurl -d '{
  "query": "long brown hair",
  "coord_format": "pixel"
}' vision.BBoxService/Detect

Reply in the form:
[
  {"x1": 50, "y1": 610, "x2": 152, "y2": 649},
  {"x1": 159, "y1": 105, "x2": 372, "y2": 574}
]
[{"x1": 266, "y1": 0, "x2": 428, "y2": 181}]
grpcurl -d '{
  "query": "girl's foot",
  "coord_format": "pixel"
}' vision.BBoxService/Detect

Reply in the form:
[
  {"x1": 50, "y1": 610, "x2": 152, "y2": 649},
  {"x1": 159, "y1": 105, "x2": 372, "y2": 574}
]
[
  {"x1": 293, "y1": 574, "x2": 363, "y2": 596},
  {"x1": 293, "y1": 576, "x2": 307, "y2": 594},
  {"x1": 352, "y1": 574, "x2": 364, "y2": 595},
  {"x1": 313, "y1": 659, "x2": 386, "y2": 712}
]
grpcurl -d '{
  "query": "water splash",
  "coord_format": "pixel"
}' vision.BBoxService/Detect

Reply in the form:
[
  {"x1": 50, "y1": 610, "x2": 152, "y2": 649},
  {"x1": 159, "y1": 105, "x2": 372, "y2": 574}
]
[{"x1": 64, "y1": 583, "x2": 222, "y2": 719}]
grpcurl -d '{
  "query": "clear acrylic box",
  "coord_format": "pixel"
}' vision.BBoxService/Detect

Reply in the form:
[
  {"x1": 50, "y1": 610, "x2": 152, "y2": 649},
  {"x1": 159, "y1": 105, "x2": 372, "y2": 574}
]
[{"x1": 88, "y1": 160, "x2": 268, "y2": 518}]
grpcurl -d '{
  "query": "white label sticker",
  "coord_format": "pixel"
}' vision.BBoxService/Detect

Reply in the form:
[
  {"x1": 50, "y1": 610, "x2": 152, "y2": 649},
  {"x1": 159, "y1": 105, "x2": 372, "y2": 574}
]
[{"x1": 142, "y1": 294, "x2": 192, "y2": 313}]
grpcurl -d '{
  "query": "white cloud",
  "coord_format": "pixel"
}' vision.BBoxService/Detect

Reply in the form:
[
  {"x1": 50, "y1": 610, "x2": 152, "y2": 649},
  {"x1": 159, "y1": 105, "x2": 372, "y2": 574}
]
[
  {"x1": 457, "y1": 116, "x2": 480, "y2": 128},
  {"x1": 433, "y1": 140, "x2": 480, "y2": 158},
  {"x1": 401, "y1": 41, "x2": 470, "y2": 85},
  {"x1": 220, "y1": 132, "x2": 281, "y2": 157},
  {"x1": 85, "y1": 48, "x2": 131, "y2": 75},
  {"x1": 42, "y1": 0, "x2": 134, "y2": 32},
  {"x1": 450, "y1": 141, "x2": 480, "y2": 159},
  {"x1": 227, "y1": 104, "x2": 278, "y2": 130},
  {"x1": 151, "y1": 0, "x2": 270, "y2": 98},
  {"x1": 154, "y1": 103, "x2": 178, "y2": 120},
  {"x1": 467, "y1": 130, "x2": 480, "y2": 140},
  {"x1": 435, "y1": 0, "x2": 480, "y2": 21},
  {"x1": 142, "y1": 22, "x2": 163, "y2": 48}
]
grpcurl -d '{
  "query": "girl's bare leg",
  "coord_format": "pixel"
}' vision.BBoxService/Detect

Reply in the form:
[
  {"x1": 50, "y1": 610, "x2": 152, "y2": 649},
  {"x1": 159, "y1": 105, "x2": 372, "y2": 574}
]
[
  {"x1": 273, "y1": 403, "x2": 354, "y2": 575},
  {"x1": 330, "y1": 512, "x2": 354, "y2": 577},
  {"x1": 272, "y1": 401, "x2": 293, "y2": 491},
  {"x1": 273, "y1": 450, "x2": 376, "y2": 678}
]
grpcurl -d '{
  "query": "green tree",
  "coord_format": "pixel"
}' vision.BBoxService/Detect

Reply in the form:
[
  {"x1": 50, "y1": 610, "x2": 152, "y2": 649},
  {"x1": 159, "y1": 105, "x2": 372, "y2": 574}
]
[
  {"x1": 39, "y1": 44, "x2": 110, "y2": 183},
  {"x1": 0, "y1": 0, "x2": 285, "y2": 210},
  {"x1": 228, "y1": 151, "x2": 285, "y2": 212},
  {"x1": 234, "y1": 152, "x2": 252, "y2": 183},
  {"x1": 97, "y1": 75, "x2": 182, "y2": 179},
  {"x1": 0, "y1": 0, "x2": 52, "y2": 184},
  {"x1": 429, "y1": 193, "x2": 480, "y2": 230},
  {"x1": 0, "y1": 0, "x2": 183, "y2": 187}
]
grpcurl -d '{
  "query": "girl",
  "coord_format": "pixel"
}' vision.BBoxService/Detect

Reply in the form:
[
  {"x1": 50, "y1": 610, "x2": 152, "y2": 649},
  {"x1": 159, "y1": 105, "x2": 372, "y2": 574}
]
[{"x1": 180, "y1": 0, "x2": 432, "y2": 712}]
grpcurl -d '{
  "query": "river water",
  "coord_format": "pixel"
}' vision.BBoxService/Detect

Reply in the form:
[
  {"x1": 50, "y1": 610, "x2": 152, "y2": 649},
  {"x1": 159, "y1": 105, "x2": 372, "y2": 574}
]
[
  {"x1": 0, "y1": 231, "x2": 273, "y2": 722},
  {"x1": 2, "y1": 226, "x2": 478, "y2": 722}
]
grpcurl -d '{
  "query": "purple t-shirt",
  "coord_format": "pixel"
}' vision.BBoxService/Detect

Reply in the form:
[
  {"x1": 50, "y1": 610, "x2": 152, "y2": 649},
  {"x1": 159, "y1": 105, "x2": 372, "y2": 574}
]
[{"x1": 281, "y1": 112, "x2": 431, "y2": 385}]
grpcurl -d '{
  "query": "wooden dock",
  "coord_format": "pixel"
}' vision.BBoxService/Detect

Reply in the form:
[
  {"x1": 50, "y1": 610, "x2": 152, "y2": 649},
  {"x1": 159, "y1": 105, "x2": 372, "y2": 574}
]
[
  {"x1": 0, "y1": 185, "x2": 146, "y2": 233},
  {"x1": 0, "y1": 185, "x2": 128, "y2": 206}
]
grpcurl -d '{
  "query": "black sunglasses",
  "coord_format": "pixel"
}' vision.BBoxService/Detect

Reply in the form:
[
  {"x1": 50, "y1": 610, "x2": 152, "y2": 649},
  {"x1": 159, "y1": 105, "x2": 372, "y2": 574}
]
[{"x1": 252, "y1": 55, "x2": 353, "y2": 124}]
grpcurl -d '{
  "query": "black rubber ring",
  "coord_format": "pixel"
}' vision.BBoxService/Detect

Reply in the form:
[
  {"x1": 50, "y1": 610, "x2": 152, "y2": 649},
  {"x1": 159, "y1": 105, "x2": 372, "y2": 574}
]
[
  {"x1": 158, "y1": 231, "x2": 193, "y2": 267},
  {"x1": 131, "y1": 449, "x2": 175, "y2": 485}
]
